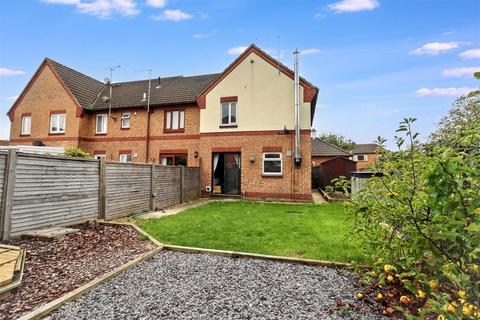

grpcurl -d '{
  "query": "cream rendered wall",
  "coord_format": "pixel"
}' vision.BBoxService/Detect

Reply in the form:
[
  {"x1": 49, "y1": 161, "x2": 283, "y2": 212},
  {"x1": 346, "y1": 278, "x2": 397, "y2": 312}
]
[{"x1": 200, "y1": 52, "x2": 312, "y2": 133}]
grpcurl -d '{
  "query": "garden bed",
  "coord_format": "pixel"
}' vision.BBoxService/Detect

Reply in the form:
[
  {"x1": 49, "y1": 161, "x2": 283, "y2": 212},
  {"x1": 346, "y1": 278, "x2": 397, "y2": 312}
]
[{"x1": 0, "y1": 222, "x2": 153, "y2": 320}]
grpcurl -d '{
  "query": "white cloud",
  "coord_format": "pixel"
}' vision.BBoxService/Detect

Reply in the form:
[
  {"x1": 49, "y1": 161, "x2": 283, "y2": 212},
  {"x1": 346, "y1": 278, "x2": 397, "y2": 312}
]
[
  {"x1": 410, "y1": 42, "x2": 460, "y2": 55},
  {"x1": 441, "y1": 31, "x2": 455, "y2": 36},
  {"x1": 415, "y1": 87, "x2": 473, "y2": 97},
  {"x1": 0, "y1": 68, "x2": 25, "y2": 76},
  {"x1": 459, "y1": 48, "x2": 480, "y2": 59},
  {"x1": 442, "y1": 67, "x2": 480, "y2": 77},
  {"x1": 328, "y1": 0, "x2": 379, "y2": 13},
  {"x1": 5, "y1": 96, "x2": 19, "y2": 101},
  {"x1": 227, "y1": 46, "x2": 248, "y2": 55},
  {"x1": 145, "y1": 0, "x2": 166, "y2": 8},
  {"x1": 300, "y1": 48, "x2": 320, "y2": 55},
  {"x1": 193, "y1": 29, "x2": 218, "y2": 39},
  {"x1": 153, "y1": 9, "x2": 193, "y2": 21},
  {"x1": 41, "y1": 0, "x2": 139, "y2": 18}
]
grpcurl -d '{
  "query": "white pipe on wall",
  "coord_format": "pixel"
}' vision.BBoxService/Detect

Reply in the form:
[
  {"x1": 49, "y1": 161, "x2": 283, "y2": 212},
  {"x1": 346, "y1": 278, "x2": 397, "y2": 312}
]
[{"x1": 293, "y1": 49, "x2": 302, "y2": 166}]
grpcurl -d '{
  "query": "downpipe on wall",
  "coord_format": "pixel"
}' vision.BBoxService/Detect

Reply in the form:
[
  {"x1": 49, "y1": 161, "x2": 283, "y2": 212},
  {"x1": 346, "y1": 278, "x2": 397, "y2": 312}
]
[{"x1": 293, "y1": 49, "x2": 302, "y2": 167}]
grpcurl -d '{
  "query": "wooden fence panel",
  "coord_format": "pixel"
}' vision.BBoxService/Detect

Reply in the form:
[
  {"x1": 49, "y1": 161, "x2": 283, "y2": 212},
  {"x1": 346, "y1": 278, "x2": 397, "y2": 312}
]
[
  {"x1": 9, "y1": 154, "x2": 99, "y2": 237},
  {"x1": 105, "y1": 162, "x2": 151, "y2": 219},
  {"x1": 183, "y1": 167, "x2": 200, "y2": 202},
  {"x1": 0, "y1": 152, "x2": 7, "y2": 238},
  {"x1": 154, "y1": 165, "x2": 181, "y2": 209}
]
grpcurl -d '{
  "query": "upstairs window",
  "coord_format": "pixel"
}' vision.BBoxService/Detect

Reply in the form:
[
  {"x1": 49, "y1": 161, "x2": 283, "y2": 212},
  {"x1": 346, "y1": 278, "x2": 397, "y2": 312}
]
[
  {"x1": 355, "y1": 155, "x2": 368, "y2": 161},
  {"x1": 262, "y1": 152, "x2": 282, "y2": 176},
  {"x1": 21, "y1": 115, "x2": 31, "y2": 135},
  {"x1": 121, "y1": 113, "x2": 130, "y2": 129},
  {"x1": 50, "y1": 113, "x2": 66, "y2": 134},
  {"x1": 165, "y1": 110, "x2": 185, "y2": 132},
  {"x1": 221, "y1": 102, "x2": 237, "y2": 126},
  {"x1": 96, "y1": 114, "x2": 107, "y2": 134}
]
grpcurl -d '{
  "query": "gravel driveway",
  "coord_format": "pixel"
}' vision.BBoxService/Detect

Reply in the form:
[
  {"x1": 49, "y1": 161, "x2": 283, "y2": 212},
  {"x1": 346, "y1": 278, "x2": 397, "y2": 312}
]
[{"x1": 52, "y1": 251, "x2": 382, "y2": 320}]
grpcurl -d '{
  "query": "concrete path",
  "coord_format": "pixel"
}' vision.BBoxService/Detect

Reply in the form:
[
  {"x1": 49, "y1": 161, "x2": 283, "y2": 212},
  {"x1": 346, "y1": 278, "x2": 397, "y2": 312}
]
[
  {"x1": 312, "y1": 189, "x2": 328, "y2": 204},
  {"x1": 135, "y1": 198, "x2": 210, "y2": 220}
]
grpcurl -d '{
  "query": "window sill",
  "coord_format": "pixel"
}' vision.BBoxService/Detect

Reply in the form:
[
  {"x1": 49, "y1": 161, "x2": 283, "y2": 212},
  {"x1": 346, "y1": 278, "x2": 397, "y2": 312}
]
[
  {"x1": 95, "y1": 133, "x2": 107, "y2": 136},
  {"x1": 19, "y1": 134, "x2": 31, "y2": 137},
  {"x1": 120, "y1": 127, "x2": 130, "y2": 130},
  {"x1": 262, "y1": 175, "x2": 283, "y2": 179},
  {"x1": 48, "y1": 132, "x2": 65, "y2": 136},
  {"x1": 219, "y1": 124, "x2": 238, "y2": 129},
  {"x1": 163, "y1": 129, "x2": 185, "y2": 134}
]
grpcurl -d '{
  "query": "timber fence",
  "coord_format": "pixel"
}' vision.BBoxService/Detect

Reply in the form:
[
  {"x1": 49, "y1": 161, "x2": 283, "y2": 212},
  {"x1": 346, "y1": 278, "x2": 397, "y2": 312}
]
[{"x1": 0, "y1": 150, "x2": 201, "y2": 240}]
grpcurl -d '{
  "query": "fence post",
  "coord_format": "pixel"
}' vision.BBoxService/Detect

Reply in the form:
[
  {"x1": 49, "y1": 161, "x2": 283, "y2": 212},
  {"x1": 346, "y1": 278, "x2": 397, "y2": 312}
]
[
  {"x1": 99, "y1": 160, "x2": 107, "y2": 220},
  {"x1": 180, "y1": 166, "x2": 185, "y2": 203},
  {"x1": 2, "y1": 150, "x2": 17, "y2": 241},
  {"x1": 150, "y1": 164, "x2": 156, "y2": 211}
]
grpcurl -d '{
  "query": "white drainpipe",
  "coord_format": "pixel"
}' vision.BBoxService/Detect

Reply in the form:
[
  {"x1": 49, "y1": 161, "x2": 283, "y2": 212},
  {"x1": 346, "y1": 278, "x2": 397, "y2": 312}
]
[{"x1": 293, "y1": 49, "x2": 302, "y2": 167}]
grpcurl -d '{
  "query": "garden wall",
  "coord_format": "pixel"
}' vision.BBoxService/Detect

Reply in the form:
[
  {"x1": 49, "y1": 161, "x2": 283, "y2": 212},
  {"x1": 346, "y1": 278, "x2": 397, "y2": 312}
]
[{"x1": 0, "y1": 150, "x2": 201, "y2": 240}]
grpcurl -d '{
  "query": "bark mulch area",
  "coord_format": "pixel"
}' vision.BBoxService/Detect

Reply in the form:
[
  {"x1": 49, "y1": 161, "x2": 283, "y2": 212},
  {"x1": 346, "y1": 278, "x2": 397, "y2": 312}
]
[{"x1": 0, "y1": 223, "x2": 154, "y2": 320}]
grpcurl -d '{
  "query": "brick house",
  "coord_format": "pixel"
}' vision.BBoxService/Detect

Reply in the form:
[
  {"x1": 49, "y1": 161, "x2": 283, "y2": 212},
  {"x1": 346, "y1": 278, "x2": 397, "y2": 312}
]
[
  {"x1": 351, "y1": 143, "x2": 379, "y2": 170},
  {"x1": 7, "y1": 44, "x2": 318, "y2": 201}
]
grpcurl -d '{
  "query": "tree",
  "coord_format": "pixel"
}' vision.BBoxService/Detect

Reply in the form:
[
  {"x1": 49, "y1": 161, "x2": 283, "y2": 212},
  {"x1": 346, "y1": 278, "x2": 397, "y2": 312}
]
[
  {"x1": 428, "y1": 74, "x2": 480, "y2": 149},
  {"x1": 61, "y1": 147, "x2": 90, "y2": 158},
  {"x1": 317, "y1": 132, "x2": 356, "y2": 152}
]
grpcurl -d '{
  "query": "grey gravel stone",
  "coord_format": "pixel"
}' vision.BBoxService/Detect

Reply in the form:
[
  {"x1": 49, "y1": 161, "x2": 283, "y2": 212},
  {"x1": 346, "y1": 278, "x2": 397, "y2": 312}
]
[{"x1": 52, "y1": 251, "x2": 384, "y2": 320}]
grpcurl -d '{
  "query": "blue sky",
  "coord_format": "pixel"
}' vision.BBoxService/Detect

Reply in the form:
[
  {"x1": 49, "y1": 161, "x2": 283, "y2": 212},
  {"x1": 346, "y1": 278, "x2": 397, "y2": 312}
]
[{"x1": 0, "y1": 0, "x2": 479, "y2": 148}]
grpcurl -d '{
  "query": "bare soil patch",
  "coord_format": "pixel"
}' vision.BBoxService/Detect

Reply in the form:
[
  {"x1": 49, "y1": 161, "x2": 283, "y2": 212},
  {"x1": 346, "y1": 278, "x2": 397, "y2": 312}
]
[{"x1": 0, "y1": 223, "x2": 153, "y2": 320}]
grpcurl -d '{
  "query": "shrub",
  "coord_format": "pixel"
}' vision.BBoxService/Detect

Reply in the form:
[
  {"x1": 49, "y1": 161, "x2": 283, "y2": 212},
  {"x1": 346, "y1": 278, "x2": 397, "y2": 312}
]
[
  {"x1": 61, "y1": 147, "x2": 90, "y2": 158},
  {"x1": 346, "y1": 118, "x2": 479, "y2": 318}
]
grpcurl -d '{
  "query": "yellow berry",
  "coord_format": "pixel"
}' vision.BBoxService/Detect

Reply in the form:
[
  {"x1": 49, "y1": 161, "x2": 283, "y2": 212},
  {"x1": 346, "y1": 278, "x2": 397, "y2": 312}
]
[
  {"x1": 377, "y1": 293, "x2": 383, "y2": 299},
  {"x1": 417, "y1": 290, "x2": 426, "y2": 299},
  {"x1": 429, "y1": 280, "x2": 439, "y2": 289},
  {"x1": 464, "y1": 304, "x2": 474, "y2": 316},
  {"x1": 387, "y1": 275, "x2": 394, "y2": 282},
  {"x1": 475, "y1": 207, "x2": 480, "y2": 215},
  {"x1": 383, "y1": 264, "x2": 395, "y2": 273},
  {"x1": 444, "y1": 302, "x2": 456, "y2": 313},
  {"x1": 437, "y1": 316, "x2": 445, "y2": 320},
  {"x1": 356, "y1": 293, "x2": 364, "y2": 299},
  {"x1": 400, "y1": 295, "x2": 411, "y2": 304},
  {"x1": 457, "y1": 290, "x2": 466, "y2": 299}
]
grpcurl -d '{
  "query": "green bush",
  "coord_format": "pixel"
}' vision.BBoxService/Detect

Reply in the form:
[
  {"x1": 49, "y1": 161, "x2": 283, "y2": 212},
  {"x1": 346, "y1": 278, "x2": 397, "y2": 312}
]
[
  {"x1": 346, "y1": 118, "x2": 479, "y2": 319},
  {"x1": 61, "y1": 147, "x2": 90, "y2": 158}
]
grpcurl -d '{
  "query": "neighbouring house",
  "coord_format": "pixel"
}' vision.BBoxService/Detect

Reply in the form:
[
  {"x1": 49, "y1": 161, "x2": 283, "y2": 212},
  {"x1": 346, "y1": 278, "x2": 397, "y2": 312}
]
[
  {"x1": 0, "y1": 140, "x2": 9, "y2": 146},
  {"x1": 351, "y1": 143, "x2": 379, "y2": 170},
  {"x1": 7, "y1": 44, "x2": 318, "y2": 201},
  {"x1": 311, "y1": 138, "x2": 351, "y2": 166}
]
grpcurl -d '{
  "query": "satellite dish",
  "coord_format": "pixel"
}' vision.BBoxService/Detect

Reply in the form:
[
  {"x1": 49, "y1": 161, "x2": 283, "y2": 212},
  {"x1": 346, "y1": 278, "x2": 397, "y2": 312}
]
[
  {"x1": 102, "y1": 96, "x2": 110, "y2": 103},
  {"x1": 104, "y1": 77, "x2": 111, "y2": 84}
]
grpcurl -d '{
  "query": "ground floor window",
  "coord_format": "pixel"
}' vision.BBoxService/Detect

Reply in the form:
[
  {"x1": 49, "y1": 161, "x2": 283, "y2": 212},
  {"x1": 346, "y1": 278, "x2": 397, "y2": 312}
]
[
  {"x1": 262, "y1": 152, "x2": 282, "y2": 176},
  {"x1": 160, "y1": 154, "x2": 187, "y2": 166},
  {"x1": 119, "y1": 153, "x2": 132, "y2": 163},
  {"x1": 94, "y1": 154, "x2": 106, "y2": 160}
]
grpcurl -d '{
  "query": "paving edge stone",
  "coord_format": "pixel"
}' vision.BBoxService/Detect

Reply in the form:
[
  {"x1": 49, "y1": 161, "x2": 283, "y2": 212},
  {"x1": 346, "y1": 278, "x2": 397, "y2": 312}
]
[
  {"x1": 17, "y1": 222, "x2": 163, "y2": 320},
  {"x1": 162, "y1": 244, "x2": 371, "y2": 270}
]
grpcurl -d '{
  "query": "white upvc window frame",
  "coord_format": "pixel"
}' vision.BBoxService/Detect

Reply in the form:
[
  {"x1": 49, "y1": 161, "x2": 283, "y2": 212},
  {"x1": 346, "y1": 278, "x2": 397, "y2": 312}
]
[
  {"x1": 262, "y1": 152, "x2": 283, "y2": 176},
  {"x1": 50, "y1": 113, "x2": 66, "y2": 134},
  {"x1": 96, "y1": 114, "x2": 108, "y2": 134},
  {"x1": 94, "y1": 154, "x2": 106, "y2": 160},
  {"x1": 121, "y1": 113, "x2": 130, "y2": 129},
  {"x1": 21, "y1": 115, "x2": 31, "y2": 135},
  {"x1": 220, "y1": 102, "x2": 237, "y2": 126},
  {"x1": 355, "y1": 154, "x2": 368, "y2": 161},
  {"x1": 119, "y1": 153, "x2": 132, "y2": 163}
]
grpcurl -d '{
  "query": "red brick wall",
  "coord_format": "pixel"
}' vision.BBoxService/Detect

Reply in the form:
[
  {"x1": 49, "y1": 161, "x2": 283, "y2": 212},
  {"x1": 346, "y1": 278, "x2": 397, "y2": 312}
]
[{"x1": 198, "y1": 131, "x2": 312, "y2": 201}]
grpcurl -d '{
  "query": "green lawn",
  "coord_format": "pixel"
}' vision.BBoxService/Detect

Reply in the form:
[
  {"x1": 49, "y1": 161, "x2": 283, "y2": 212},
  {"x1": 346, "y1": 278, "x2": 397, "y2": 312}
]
[{"x1": 138, "y1": 201, "x2": 364, "y2": 263}]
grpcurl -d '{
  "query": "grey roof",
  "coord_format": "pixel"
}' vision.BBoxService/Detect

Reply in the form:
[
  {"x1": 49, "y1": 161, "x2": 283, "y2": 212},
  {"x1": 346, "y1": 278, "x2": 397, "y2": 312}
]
[
  {"x1": 47, "y1": 58, "x2": 105, "y2": 109},
  {"x1": 47, "y1": 58, "x2": 220, "y2": 110},
  {"x1": 352, "y1": 144, "x2": 379, "y2": 154},
  {"x1": 311, "y1": 139, "x2": 350, "y2": 157},
  {"x1": 92, "y1": 73, "x2": 220, "y2": 110}
]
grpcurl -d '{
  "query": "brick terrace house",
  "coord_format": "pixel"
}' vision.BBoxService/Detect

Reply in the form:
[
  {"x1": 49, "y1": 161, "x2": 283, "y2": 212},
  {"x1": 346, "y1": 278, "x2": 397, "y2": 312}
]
[
  {"x1": 7, "y1": 44, "x2": 318, "y2": 201},
  {"x1": 351, "y1": 143, "x2": 379, "y2": 170},
  {"x1": 311, "y1": 138, "x2": 351, "y2": 167}
]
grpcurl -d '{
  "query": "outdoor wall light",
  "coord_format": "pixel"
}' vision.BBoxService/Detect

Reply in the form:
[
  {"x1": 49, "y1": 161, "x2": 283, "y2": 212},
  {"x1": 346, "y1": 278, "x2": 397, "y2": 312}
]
[
  {"x1": 249, "y1": 155, "x2": 255, "y2": 163},
  {"x1": 194, "y1": 151, "x2": 199, "y2": 158}
]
